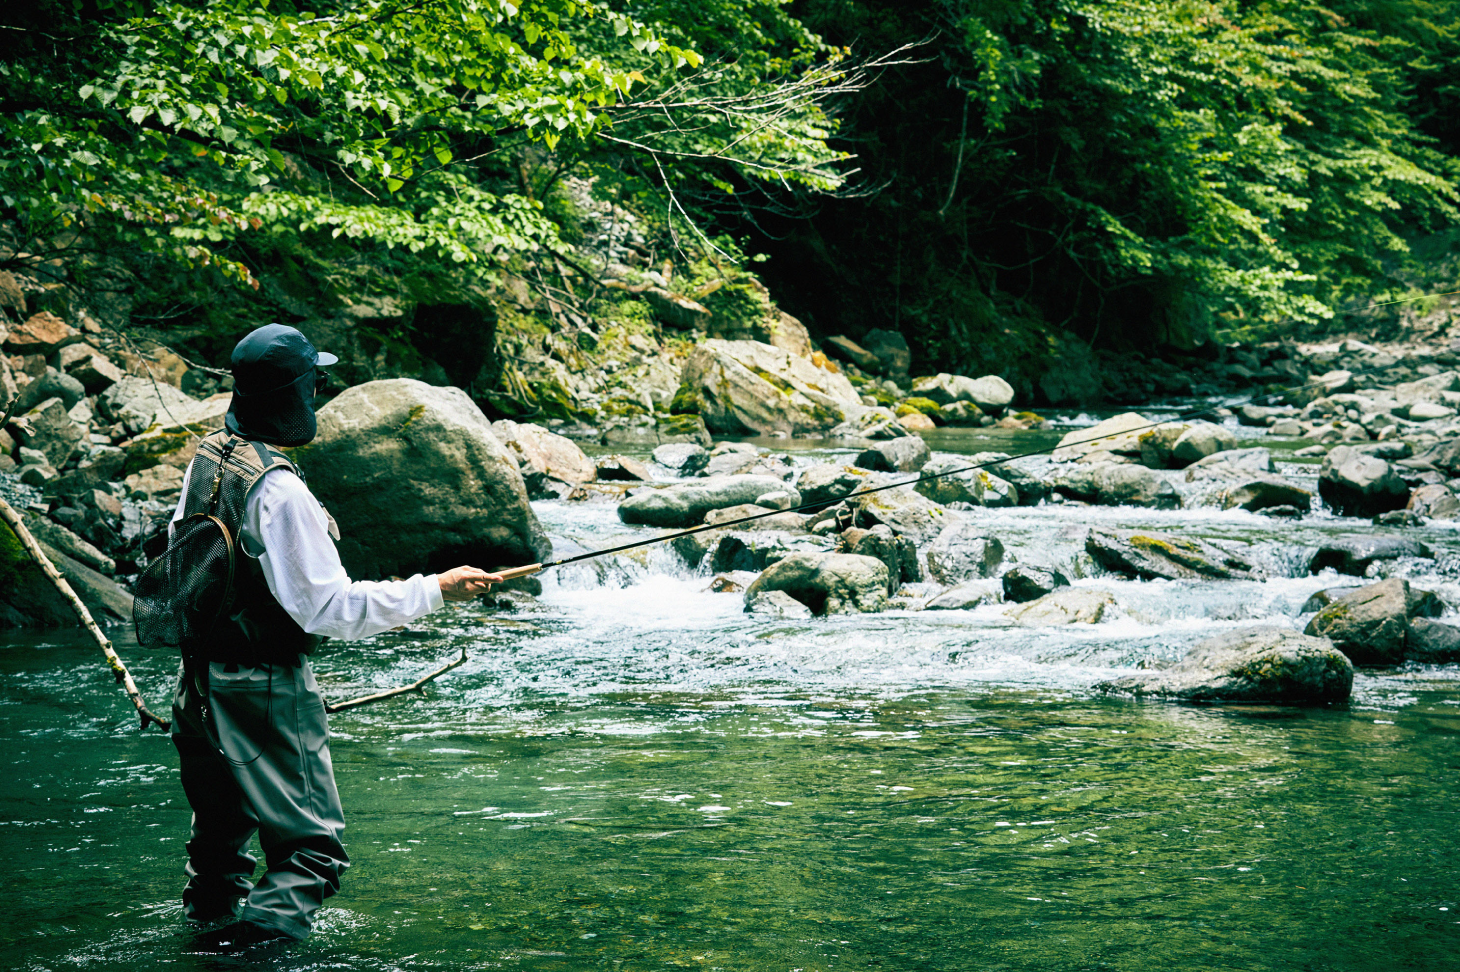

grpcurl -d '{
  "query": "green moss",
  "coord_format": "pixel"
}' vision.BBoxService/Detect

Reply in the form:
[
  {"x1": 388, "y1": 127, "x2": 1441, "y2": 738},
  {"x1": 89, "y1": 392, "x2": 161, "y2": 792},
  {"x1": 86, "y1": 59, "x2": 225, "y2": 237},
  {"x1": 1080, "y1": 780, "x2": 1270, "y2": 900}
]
[
  {"x1": 395, "y1": 403, "x2": 427, "y2": 436},
  {"x1": 899, "y1": 397, "x2": 945, "y2": 419},
  {"x1": 600, "y1": 396, "x2": 651, "y2": 418},
  {"x1": 670, "y1": 383, "x2": 704, "y2": 415},
  {"x1": 658, "y1": 414, "x2": 707, "y2": 437},
  {"x1": 1014, "y1": 410, "x2": 1046, "y2": 423},
  {"x1": 750, "y1": 366, "x2": 798, "y2": 398},
  {"x1": 122, "y1": 429, "x2": 197, "y2": 476},
  {"x1": 701, "y1": 279, "x2": 773, "y2": 334}
]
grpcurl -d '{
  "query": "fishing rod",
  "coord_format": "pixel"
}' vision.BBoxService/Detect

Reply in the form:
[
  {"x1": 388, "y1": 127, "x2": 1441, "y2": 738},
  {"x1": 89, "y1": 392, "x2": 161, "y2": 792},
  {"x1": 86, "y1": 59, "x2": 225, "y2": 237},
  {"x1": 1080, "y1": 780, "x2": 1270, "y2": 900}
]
[{"x1": 490, "y1": 348, "x2": 1421, "y2": 582}]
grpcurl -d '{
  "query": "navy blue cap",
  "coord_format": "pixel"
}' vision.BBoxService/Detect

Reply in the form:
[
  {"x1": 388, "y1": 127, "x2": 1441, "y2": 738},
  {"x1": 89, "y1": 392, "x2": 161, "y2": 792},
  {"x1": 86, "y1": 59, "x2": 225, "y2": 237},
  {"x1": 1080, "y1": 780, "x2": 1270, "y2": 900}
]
[{"x1": 230, "y1": 323, "x2": 338, "y2": 393}]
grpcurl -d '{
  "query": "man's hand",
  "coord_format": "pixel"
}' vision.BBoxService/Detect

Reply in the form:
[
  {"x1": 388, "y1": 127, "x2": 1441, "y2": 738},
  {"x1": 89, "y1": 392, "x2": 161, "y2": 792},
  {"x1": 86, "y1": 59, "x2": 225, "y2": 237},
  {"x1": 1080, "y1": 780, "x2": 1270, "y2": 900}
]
[{"x1": 438, "y1": 566, "x2": 505, "y2": 602}]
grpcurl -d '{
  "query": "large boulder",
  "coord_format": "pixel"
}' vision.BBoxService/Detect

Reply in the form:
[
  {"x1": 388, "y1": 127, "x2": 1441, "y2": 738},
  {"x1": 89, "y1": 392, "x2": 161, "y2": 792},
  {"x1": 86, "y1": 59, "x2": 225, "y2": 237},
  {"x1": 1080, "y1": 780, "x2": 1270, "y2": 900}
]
[
  {"x1": 744, "y1": 552, "x2": 889, "y2": 615},
  {"x1": 57, "y1": 343, "x2": 124, "y2": 393},
  {"x1": 491, "y1": 419, "x2": 597, "y2": 499},
  {"x1": 1052, "y1": 412, "x2": 1151, "y2": 461},
  {"x1": 839, "y1": 524, "x2": 919, "y2": 590},
  {"x1": 1171, "y1": 422, "x2": 1238, "y2": 466},
  {"x1": 1002, "y1": 565, "x2": 1070, "y2": 603},
  {"x1": 1006, "y1": 588, "x2": 1115, "y2": 626},
  {"x1": 16, "y1": 367, "x2": 86, "y2": 413},
  {"x1": 0, "y1": 520, "x2": 132, "y2": 628},
  {"x1": 1097, "y1": 628, "x2": 1352, "y2": 703},
  {"x1": 1047, "y1": 462, "x2": 1179, "y2": 509},
  {"x1": 9, "y1": 397, "x2": 85, "y2": 468},
  {"x1": 924, "y1": 522, "x2": 1004, "y2": 583},
  {"x1": 849, "y1": 487, "x2": 957, "y2": 544},
  {"x1": 913, "y1": 455, "x2": 1018, "y2": 507},
  {"x1": 796, "y1": 463, "x2": 877, "y2": 511},
  {"x1": 911, "y1": 373, "x2": 1014, "y2": 412},
  {"x1": 1137, "y1": 423, "x2": 1191, "y2": 469},
  {"x1": 855, "y1": 436, "x2": 930, "y2": 473},
  {"x1": 1407, "y1": 483, "x2": 1460, "y2": 519},
  {"x1": 861, "y1": 329, "x2": 911, "y2": 378},
  {"x1": 1183, "y1": 448, "x2": 1276, "y2": 482},
  {"x1": 618, "y1": 475, "x2": 798, "y2": 528},
  {"x1": 1307, "y1": 536, "x2": 1432, "y2": 576},
  {"x1": 1087, "y1": 529, "x2": 1257, "y2": 580},
  {"x1": 1303, "y1": 577, "x2": 1440, "y2": 665},
  {"x1": 678, "y1": 339, "x2": 861, "y2": 435},
  {"x1": 297, "y1": 379, "x2": 551, "y2": 578},
  {"x1": 1318, "y1": 445, "x2": 1409, "y2": 517},
  {"x1": 98, "y1": 376, "x2": 199, "y2": 435},
  {"x1": 1406, "y1": 618, "x2": 1460, "y2": 663},
  {"x1": 2, "y1": 311, "x2": 80, "y2": 356},
  {"x1": 651, "y1": 442, "x2": 709, "y2": 475},
  {"x1": 119, "y1": 392, "x2": 232, "y2": 474}
]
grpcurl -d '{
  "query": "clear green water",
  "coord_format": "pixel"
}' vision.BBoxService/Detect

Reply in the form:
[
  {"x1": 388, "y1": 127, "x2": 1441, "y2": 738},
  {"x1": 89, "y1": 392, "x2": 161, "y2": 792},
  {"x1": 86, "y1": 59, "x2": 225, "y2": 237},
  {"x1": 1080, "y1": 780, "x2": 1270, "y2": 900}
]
[{"x1": 4, "y1": 423, "x2": 1460, "y2": 970}]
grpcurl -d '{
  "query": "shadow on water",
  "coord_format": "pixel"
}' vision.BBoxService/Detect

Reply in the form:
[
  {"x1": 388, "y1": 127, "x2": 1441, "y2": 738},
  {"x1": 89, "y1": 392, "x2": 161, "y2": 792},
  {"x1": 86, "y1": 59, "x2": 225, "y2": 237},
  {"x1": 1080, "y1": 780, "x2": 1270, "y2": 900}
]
[{"x1": 3, "y1": 423, "x2": 1460, "y2": 970}]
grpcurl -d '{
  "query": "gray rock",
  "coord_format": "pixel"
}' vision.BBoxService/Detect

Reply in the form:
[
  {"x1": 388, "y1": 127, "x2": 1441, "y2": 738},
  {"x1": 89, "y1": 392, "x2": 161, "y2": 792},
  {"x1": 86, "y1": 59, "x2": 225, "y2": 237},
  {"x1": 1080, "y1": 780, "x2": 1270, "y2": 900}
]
[
  {"x1": 924, "y1": 581, "x2": 1002, "y2": 610},
  {"x1": 299, "y1": 378, "x2": 551, "y2": 579},
  {"x1": 23, "y1": 511, "x2": 114, "y2": 575},
  {"x1": 1052, "y1": 412, "x2": 1151, "y2": 461},
  {"x1": 1048, "y1": 462, "x2": 1179, "y2": 509},
  {"x1": 1087, "y1": 528, "x2": 1257, "y2": 581},
  {"x1": 1318, "y1": 445, "x2": 1409, "y2": 517},
  {"x1": 855, "y1": 436, "x2": 931, "y2": 473},
  {"x1": 651, "y1": 442, "x2": 709, "y2": 474},
  {"x1": 1406, "y1": 617, "x2": 1460, "y2": 663},
  {"x1": 57, "y1": 343, "x2": 123, "y2": 393},
  {"x1": 1373, "y1": 509, "x2": 1425, "y2": 527},
  {"x1": 703, "y1": 504, "x2": 808, "y2": 531},
  {"x1": 710, "y1": 531, "x2": 835, "y2": 573},
  {"x1": 1006, "y1": 588, "x2": 1115, "y2": 626},
  {"x1": 840, "y1": 524, "x2": 919, "y2": 589},
  {"x1": 913, "y1": 455, "x2": 1018, "y2": 507},
  {"x1": 601, "y1": 414, "x2": 712, "y2": 448},
  {"x1": 745, "y1": 589, "x2": 814, "y2": 619},
  {"x1": 1184, "y1": 448, "x2": 1276, "y2": 482},
  {"x1": 1221, "y1": 478, "x2": 1313, "y2": 513},
  {"x1": 36, "y1": 539, "x2": 133, "y2": 624},
  {"x1": 744, "y1": 552, "x2": 890, "y2": 615},
  {"x1": 618, "y1": 475, "x2": 800, "y2": 528},
  {"x1": 1137, "y1": 422, "x2": 1191, "y2": 469},
  {"x1": 1304, "y1": 577, "x2": 1440, "y2": 665},
  {"x1": 911, "y1": 373, "x2": 1014, "y2": 412},
  {"x1": 1097, "y1": 628, "x2": 1352, "y2": 703},
  {"x1": 491, "y1": 419, "x2": 597, "y2": 497},
  {"x1": 17, "y1": 367, "x2": 86, "y2": 412},
  {"x1": 925, "y1": 522, "x2": 1004, "y2": 584},
  {"x1": 1407, "y1": 483, "x2": 1459, "y2": 519},
  {"x1": 679, "y1": 339, "x2": 862, "y2": 435},
  {"x1": 828, "y1": 404, "x2": 912, "y2": 441},
  {"x1": 1416, "y1": 437, "x2": 1460, "y2": 476},
  {"x1": 861, "y1": 329, "x2": 911, "y2": 378},
  {"x1": 595, "y1": 454, "x2": 654, "y2": 482},
  {"x1": 849, "y1": 486, "x2": 956, "y2": 544},
  {"x1": 10, "y1": 397, "x2": 85, "y2": 468},
  {"x1": 1171, "y1": 422, "x2": 1237, "y2": 466},
  {"x1": 754, "y1": 489, "x2": 798, "y2": 510},
  {"x1": 1308, "y1": 537, "x2": 1432, "y2": 576},
  {"x1": 1002, "y1": 565, "x2": 1070, "y2": 603},
  {"x1": 122, "y1": 462, "x2": 185, "y2": 501},
  {"x1": 97, "y1": 376, "x2": 198, "y2": 435},
  {"x1": 700, "y1": 450, "x2": 796, "y2": 481}
]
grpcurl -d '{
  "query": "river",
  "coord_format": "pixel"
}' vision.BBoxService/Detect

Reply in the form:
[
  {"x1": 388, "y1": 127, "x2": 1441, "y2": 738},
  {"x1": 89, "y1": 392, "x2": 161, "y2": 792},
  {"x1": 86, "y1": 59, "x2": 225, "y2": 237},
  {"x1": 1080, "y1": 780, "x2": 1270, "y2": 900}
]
[{"x1": 2, "y1": 416, "x2": 1458, "y2": 970}]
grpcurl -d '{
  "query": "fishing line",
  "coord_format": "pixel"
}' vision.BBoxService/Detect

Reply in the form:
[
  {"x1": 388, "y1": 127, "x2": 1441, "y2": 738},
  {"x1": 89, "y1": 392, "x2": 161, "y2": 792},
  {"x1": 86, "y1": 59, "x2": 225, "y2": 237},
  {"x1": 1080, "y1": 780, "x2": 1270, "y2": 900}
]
[{"x1": 495, "y1": 353, "x2": 1431, "y2": 581}]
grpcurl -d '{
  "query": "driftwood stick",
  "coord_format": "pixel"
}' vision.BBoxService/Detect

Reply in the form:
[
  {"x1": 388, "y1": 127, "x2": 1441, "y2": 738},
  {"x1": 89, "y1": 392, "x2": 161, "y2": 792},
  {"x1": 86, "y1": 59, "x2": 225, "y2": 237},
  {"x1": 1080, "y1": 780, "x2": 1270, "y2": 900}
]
[
  {"x1": 325, "y1": 645, "x2": 469, "y2": 714},
  {"x1": 0, "y1": 489, "x2": 171, "y2": 731}
]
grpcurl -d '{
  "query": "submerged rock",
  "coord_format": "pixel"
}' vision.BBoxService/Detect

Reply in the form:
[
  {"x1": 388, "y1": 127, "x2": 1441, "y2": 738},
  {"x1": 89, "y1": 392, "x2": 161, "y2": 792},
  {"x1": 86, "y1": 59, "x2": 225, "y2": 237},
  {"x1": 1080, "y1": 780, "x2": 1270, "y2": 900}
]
[
  {"x1": 744, "y1": 552, "x2": 890, "y2": 615},
  {"x1": 1307, "y1": 536, "x2": 1432, "y2": 576},
  {"x1": 618, "y1": 475, "x2": 800, "y2": 528},
  {"x1": 1002, "y1": 565, "x2": 1070, "y2": 603},
  {"x1": 1318, "y1": 445, "x2": 1409, "y2": 517},
  {"x1": 300, "y1": 378, "x2": 551, "y2": 578},
  {"x1": 924, "y1": 581, "x2": 1002, "y2": 611},
  {"x1": 1303, "y1": 577, "x2": 1441, "y2": 665},
  {"x1": 1086, "y1": 529, "x2": 1257, "y2": 581},
  {"x1": 745, "y1": 589, "x2": 814, "y2": 619},
  {"x1": 1097, "y1": 628, "x2": 1352, "y2": 704},
  {"x1": 1006, "y1": 587, "x2": 1115, "y2": 626},
  {"x1": 1220, "y1": 478, "x2": 1313, "y2": 513}
]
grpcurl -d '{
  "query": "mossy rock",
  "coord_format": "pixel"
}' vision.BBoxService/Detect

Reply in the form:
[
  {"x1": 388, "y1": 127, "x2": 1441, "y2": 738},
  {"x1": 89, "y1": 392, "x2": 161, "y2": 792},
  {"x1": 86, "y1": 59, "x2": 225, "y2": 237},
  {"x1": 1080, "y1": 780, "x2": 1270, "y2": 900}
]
[
  {"x1": 669, "y1": 382, "x2": 704, "y2": 415},
  {"x1": 0, "y1": 522, "x2": 80, "y2": 627},
  {"x1": 600, "y1": 396, "x2": 651, "y2": 418},
  {"x1": 656, "y1": 413, "x2": 712, "y2": 447},
  {"x1": 898, "y1": 397, "x2": 946, "y2": 419}
]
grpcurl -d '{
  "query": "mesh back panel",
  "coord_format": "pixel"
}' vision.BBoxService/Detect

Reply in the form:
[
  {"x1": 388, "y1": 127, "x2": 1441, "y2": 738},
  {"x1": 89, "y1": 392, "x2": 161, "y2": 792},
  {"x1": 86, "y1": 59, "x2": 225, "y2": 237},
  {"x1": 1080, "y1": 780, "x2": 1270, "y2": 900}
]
[{"x1": 133, "y1": 514, "x2": 235, "y2": 648}]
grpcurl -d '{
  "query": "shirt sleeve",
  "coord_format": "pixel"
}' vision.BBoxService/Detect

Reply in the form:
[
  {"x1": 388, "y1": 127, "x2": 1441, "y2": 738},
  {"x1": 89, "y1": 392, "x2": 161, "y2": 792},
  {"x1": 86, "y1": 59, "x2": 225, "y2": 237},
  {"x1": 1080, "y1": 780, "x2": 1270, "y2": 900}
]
[{"x1": 241, "y1": 466, "x2": 446, "y2": 641}]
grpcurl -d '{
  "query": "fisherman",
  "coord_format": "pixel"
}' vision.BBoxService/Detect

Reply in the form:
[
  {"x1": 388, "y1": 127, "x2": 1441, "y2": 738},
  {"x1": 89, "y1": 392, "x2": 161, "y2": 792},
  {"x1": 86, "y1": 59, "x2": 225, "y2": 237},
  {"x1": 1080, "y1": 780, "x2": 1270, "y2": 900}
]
[{"x1": 170, "y1": 323, "x2": 501, "y2": 951}]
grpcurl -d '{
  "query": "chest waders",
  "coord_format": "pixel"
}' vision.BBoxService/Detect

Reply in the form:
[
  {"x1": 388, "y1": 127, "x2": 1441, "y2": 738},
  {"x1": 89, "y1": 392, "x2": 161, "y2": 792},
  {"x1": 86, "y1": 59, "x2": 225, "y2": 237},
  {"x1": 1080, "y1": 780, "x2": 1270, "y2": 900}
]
[{"x1": 149, "y1": 430, "x2": 349, "y2": 939}]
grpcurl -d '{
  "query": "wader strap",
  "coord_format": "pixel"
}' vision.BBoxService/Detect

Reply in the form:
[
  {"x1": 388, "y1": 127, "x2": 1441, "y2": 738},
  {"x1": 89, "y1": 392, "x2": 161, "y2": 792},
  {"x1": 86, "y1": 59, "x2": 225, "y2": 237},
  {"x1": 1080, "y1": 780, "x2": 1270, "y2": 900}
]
[{"x1": 252, "y1": 441, "x2": 273, "y2": 469}]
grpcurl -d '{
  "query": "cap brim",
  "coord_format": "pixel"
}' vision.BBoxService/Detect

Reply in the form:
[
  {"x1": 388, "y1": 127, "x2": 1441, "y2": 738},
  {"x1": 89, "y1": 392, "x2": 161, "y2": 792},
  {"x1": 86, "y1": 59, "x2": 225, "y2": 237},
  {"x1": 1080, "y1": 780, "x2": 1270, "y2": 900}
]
[{"x1": 316, "y1": 351, "x2": 339, "y2": 367}]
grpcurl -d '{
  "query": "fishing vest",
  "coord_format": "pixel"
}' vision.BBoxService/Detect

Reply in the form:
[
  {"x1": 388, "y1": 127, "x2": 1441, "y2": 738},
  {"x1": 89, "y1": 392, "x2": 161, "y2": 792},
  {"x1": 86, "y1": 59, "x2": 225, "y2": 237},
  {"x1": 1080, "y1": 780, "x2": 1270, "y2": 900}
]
[{"x1": 178, "y1": 429, "x2": 333, "y2": 663}]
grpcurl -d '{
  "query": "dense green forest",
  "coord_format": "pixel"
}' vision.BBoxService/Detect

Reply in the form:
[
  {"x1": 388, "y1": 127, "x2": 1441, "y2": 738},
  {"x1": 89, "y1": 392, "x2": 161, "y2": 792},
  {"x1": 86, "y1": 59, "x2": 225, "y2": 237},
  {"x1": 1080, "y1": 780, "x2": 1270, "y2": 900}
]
[{"x1": 3, "y1": 0, "x2": 1459, "y2": 406}]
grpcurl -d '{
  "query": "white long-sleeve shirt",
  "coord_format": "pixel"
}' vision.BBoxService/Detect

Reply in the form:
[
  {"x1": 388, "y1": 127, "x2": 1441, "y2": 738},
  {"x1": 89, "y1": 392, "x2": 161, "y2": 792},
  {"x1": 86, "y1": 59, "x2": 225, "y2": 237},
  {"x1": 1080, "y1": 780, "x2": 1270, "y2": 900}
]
[{"x1": 171, "y1": 462, "x2": 444, "y2": 641}]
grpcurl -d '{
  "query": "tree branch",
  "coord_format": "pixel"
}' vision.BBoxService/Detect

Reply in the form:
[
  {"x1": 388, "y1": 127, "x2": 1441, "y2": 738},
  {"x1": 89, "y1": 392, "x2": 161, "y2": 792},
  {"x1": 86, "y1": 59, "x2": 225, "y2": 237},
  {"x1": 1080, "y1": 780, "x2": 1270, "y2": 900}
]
[{"x1": 325, "y1": 645, "x2": 468, "y2": 713}]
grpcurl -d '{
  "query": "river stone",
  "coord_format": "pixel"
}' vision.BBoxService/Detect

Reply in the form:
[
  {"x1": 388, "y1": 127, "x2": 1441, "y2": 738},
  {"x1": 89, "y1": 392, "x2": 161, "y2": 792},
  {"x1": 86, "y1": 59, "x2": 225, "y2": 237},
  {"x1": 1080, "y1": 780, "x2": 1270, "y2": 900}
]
[
  {"x1": 52, "y1": 446, "x2": 126, "y2": 498},
  {"x1": 840, "y1": 524, "x2": 919, "y2": 589},
  {"x1": 924, "y1": 581, "x2": 1002, "y2": 611},
  {"x1": 744, "y1": 552, "x2": 889, "y2": 615},
  {"x1": 122, "y1": 463, "x2": 185, "y2": 501},
  {"x1": 829, "y1": 404, "x2": 912, "y2": 441},
  {"x1": 98, "y1": 376, "x2": 199, "y2": 435},
  {"x1": 855, "y1": 436, "x2": 930, "y2": 473},
  {"x1": 913, "y1": 455, "x2": 1018, "y2": 507},
  {"x1": 1303, "y1": 577, "x2": 1440, "y2": 665},
  {"x1": 710, "y1": 531, "x2": 834, "y2": 574},
  {"x1": 794, "y1": 464, "x2": 875, "y2": 512},
  {"x1": 601, "y1": 415, "x2": 712, "y2": 449},
  {"x1": 1406, "y1": 617, "x2": 1460, "y2": 663},
  {"x1": 826, "y1": 335, "x2": 882, "y2": 372},
  {"x1": 700, "y1": 450, "x2": 796, "y2": 481},
  {"x1": 595, "y1": 455, "x2": 654, "y2": 483},
  {"x1": 703, "y1": 505, "x2": 807, "y2": 531},
  {"x1": 618, "y1": 475, "x2": 799, "y2": 528},
  {"x1": 849, "y1": 486, "x2": 956, "y2": 544},
  {"x1": 1183, "y1": 448, "x2": 1276, "y2": 482},
  {"x1": 1407, "y1": 483, "x2": 1460, "y2": 519},
  {"x1": 1087, "y1": 529, "x2": 1257, "y2": 581},
  {"x1": 1052, "y1": 412, "x2": 1151, "y2": 461},
  {"x1": 10, "y1": 397, "x2": 85, "y2": 468},
  {"x1": 651, "y1": 442, "x2": 709, "y2": 475},
  {"x1": 1307, "y1": 536, "x2": 1432, "y2": 576},
  {"x1": 1415, "y1": 437, "x2": 1460, "y2": 476},
  {"x1": 679, "y1": 339, "x2": 861, "y2": 435},
  {"x1": 297, "y1": 379, "x2": 550, "y2": 578},
  {"x1": 1002, "y1": 565, "x2": 1070, "y2": 603},
  {"x1": 17, "y1": 367, "x2": 86, "y2": 413},
  {"x1": 1097, "y1": 628, "x2": 1352, "y2": 704},
  {"x1": 1171, "y1": 422, "x2": 1238, "y2": 466},
  {"x1": 1395, "y1": 371, "x2": 1459, "y2": 407},
  {"x1": 911, "y1": 373, "x2": 1014, "y2": 412},
  {"x1": 491, "y1": 419, "x2": 597, "y2": 497},
  {"x1": 1318, "y1": 445, "x2": 1409, "y2": 517},
  {"x1": 745, "y1": 589, "x2": 814, "y2": 619},
  {"x1": 1409, "y1": 401, "x2": 1455, "y2": 421},
  {"x1": 1138, "y1": 423, "x2": 1190, "y2": 469},
  {"x1": 1048, "y1": 462, "x2": 1179, "y2": 509},
  {"x1": 1220, "y1": 478, "x2": 1313, "y2": 513},
  {"x1": 925, "y1": 523, "x2": 1004, "y2": 584},
  {"x1": 861, "y1": 329, "x2": 911, "y2": 378},
  {"x1": 1006, "y1": 587, "x2": 1115, "y2": 626}
]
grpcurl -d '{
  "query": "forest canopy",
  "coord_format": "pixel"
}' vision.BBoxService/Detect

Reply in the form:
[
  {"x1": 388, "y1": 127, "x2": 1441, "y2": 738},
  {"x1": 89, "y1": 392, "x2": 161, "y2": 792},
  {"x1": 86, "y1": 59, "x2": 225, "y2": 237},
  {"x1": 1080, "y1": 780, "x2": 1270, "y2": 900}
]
[{"x1": 2, "y1": 0, "x2": 1459, "y2": 381}]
